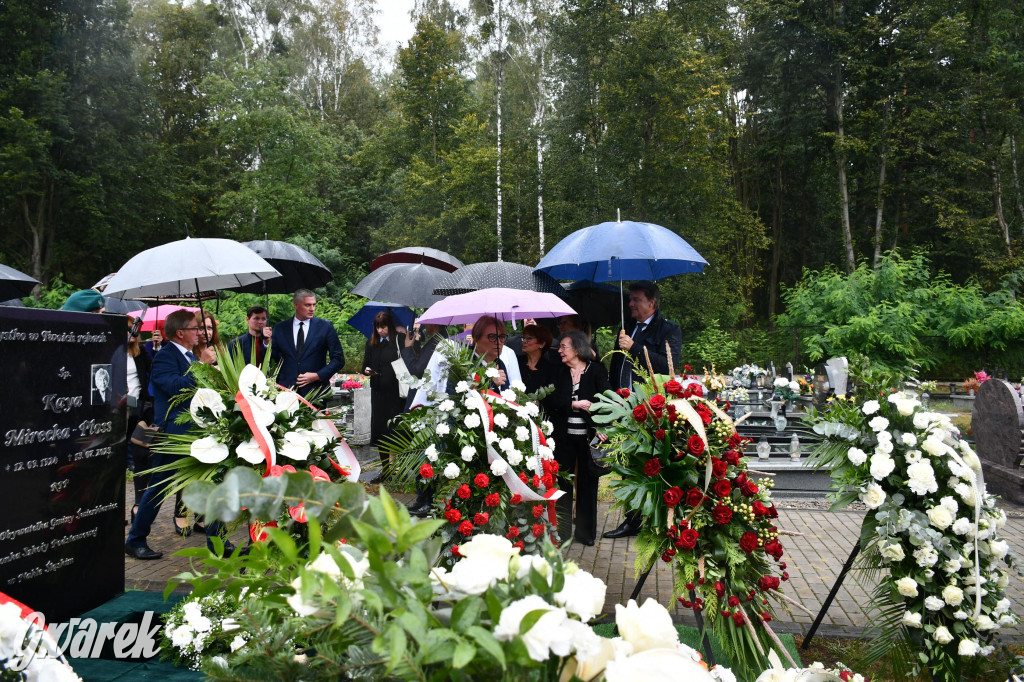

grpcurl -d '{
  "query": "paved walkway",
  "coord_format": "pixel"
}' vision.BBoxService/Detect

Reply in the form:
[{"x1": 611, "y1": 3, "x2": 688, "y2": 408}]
[{"x1": 122, "y1": 482, "x2": 1024, "y2": 643}]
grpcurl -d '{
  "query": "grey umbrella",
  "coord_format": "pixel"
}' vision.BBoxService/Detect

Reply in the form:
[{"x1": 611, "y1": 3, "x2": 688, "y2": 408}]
[
  {"x1": 234, "y1": 240, "x2": 333, "y2": 294},
  {"x1": 432, "y1": 261, "x2": 566, "y2": 297},
  {"x1": 351, "y1": 262, "x2": 450, "y2": 308},
  {"x1": 0, "y1": 263, "x2": 41, "y2": 299}
]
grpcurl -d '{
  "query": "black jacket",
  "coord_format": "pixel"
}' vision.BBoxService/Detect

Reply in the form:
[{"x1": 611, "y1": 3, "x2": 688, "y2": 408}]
[
  {"x1": 608, "y1": 311, "x2": 682, "y2": 389},
  {"x1": 550, "y1": 361, "x2": 611, "y2": 442}
]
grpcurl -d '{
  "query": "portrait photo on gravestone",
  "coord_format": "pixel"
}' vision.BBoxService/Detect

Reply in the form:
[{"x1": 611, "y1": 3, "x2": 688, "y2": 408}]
[{"x1": 0, "y1": 306, "x2": 126, "y2": 621}]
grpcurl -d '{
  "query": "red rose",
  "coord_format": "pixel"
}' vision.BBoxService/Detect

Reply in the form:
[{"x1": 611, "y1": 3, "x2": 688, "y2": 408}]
[
  {"x1": 732, "y1": 611, "x2": 745, "y2": 626},
  {"x1": 735, "y1": 471, "x2": 748, "y2": 486},
  {"x1": 728, "y1": 595, "x2": 740, "y2": 607},
  {"x1": 513, "y1": 540, "x2": 525, "y2": 551},
  {"x1": 839, "y1": 672, "x2": 853, "y2": 682},
  {"x1": 519, "y1": 472, "x2": 529, "y2": 484},
  {"x1": 474, "y1": 473, "x2": 490, "y2": 488},
  {"x1": 768, "y1": 504, "x2": 779, "y2": 519},
  {"x1": 451, "y1": 544, "x2": 461, "y2": 557},
  {"x1": 632, "y1": 404, "x2": 648, "y2": 422},
  {"x1": 444, "y1": 509, "x2": 462, "y2": 524},
  {"x1": 765, "y1": 539, "x2": 784, "y2": 559},
  {"x1": 458, "y1": 520, "x2": 474, "y2": 536},
  {"x1": 419, "y1": 463, "x2": 434, "y2": 479},
  {"x1": 541, "y1": 472, "x2": 555, "y2": 489},
  {"x1": 506, "y1": 526, "x2": 520, "y2": 539},
  {"x1": 643, "y1": 458, "x2": 661, "y2": 476},
  {"x1": 531, "y1": 523, "x2": 545, "y2": 538},
  {"x1": 741, "y1": 481, "x2": 759, "y2": 497},
  {"x1": 510, "y1": 494, "x2": 523, "y2": 505},
  {"x1": 654, "y1": 429, "x2": 666, "y2": 440},
  {"x1": 684, "y1": 364, "x2": 692, "y2": 373},
  {"x1": 485, "y1": 493, "x2": 501, "y2": 507},
  {"x1": 456, "y1": 484, "x2": 472, "y2": 500},
  {"x1": 677, "y1": 528, "x2": 699, "y2": 550},
  {"x1": 685, "y1": 488, "x2": 705, "y2": 507},
  {"x1": 667, "y1": 405, "x2": 678, "y2": 422},
  {"x1": 474, "y1": 512, "x2": 489, "y2": 526},
  {"x1": 740, "y1": 531, "x2": 759, "y2": 553},
  {"x1": 542, "y1": 459, "x2": 559, "y2": 474},
  {"x1": 617, "y1": 388, "x2": 631, "y2": 398},
  {"x1": 752, "y1": 500, "x2": 768, "y2": 517},
  {"x1": 688, "y1": 434, "x2": 706, "y2": 456},
  {"x1": 664, "y1": 380, "x2": 682, "y2": 396},
  {"x1": 712, "y1": 504, "x2": 733, "y2": 525},
  {"x1": 649, "y1": 394, "x2": 667, "y2": 409},
  {"x1": 757, "y1": 575, "x2": 781, "y2": 592},
  {"x1": 724, "y1": 450, "x2": 741, "y2": 466},
  {"x1": 711, "y1": 457, "x2": 727, "y2": 478},
  {"x1": 532, "y1": 504, "x2": 545, "y2": 519},
  {"x1": 714, "y1": 581, "x2": 725, "y2": 597},
  {"x1": 690, "y1": 384, "x2": 704, "y2": 397},
  {"x1": 712, "y1": 479, "x2": 732, "y2": 498},
  {"x1": 532, "y1": 475, "x2": 541, "y2": 488},
  {"x1": 663, "y1": 486, "x2": 683, "y2": 507}
]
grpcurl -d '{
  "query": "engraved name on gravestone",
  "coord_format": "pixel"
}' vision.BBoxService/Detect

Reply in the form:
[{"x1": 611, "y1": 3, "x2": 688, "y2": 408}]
[
  {"x1": 0, "y1": 307, "x2": 126, "y2": 620},
  {"x1": 972, "y1": 379, "x2": 1023, "y2": 469}
]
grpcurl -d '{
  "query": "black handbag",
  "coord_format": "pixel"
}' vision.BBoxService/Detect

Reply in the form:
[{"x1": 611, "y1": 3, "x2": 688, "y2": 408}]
[{"x1": 587, "y1": 433, "x2": 612, "y2": 477}]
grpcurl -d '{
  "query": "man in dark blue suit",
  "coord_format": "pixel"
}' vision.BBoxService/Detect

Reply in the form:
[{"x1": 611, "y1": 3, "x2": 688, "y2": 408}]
[
  {"x1": 271, "y1": 289, "x2": 345, "y2": 400},
  {"x1": 228, "y1": 305, "x2": 272, "y2": 365},
  {"x1": 125, "y1": 310, "x2": 221, "y2": 560}
]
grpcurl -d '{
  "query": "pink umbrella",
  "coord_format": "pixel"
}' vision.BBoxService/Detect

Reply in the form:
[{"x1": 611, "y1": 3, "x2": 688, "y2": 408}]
[
  {"x1": 417, "y1": 288, "x2": 576, "y2": 326},
  {"x1": 132, "y1": 304, "x2": 200, "y2": 332}
]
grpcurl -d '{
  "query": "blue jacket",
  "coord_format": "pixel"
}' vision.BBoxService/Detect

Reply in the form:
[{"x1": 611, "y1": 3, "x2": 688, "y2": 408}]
[
  {"x1": 228, "y1": 332, "x2": 268, "y2": 366},
  {"x1": 271, "y1": 317, "x2": 345, "y2": 396},
  {"x1": 151, "y1": 344, "x2": 196, "y2": 435}
]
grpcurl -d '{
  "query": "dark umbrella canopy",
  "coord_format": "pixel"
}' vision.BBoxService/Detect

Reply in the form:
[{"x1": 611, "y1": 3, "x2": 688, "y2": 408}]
[
  {"x1": 432, "y1": 262, "x2": 566, "y2": 297},
  {"x1": 0, "y1": 263, "x2": 40, "y2": 299},
  {"x1": 351, "y1": 262, "x2": 449, "y2": 308},
  {"x1": 234, "y1": 240, "x2": 332, "y2": 294},
  {"x1": 371, "y1": 247, "x2": 463, "y2": 273},
  {"x1": 561, "y1": 280, "x2": 627, "y2": 329},
  {"x1": 103, "y1": 297, "x2": 148, "y2": 316},
  {"x1": 347, "y1": 301, "x2": 416, "y2": 338}
]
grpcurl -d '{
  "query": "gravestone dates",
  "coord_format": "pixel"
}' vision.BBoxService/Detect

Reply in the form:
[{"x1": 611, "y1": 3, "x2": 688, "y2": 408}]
[{"x1": 0, "y1": 307, "x2": 126, "y2": 620}]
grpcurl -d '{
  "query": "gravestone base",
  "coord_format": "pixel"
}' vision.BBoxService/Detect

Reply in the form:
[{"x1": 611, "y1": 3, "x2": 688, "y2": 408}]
[{"x1": 980, "y1": 460, "x2": 1024, "y2": 505}]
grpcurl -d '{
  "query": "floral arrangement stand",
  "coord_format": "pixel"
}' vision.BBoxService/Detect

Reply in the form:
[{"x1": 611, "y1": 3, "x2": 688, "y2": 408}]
[{"x1": 798, "y1": 540, "x2": 861, "y2": 651}]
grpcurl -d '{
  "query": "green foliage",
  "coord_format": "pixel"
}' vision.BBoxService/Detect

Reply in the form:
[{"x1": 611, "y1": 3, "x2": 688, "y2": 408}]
[{"x1": 682, "y1": 318, "x2": 739, "y2": 370}]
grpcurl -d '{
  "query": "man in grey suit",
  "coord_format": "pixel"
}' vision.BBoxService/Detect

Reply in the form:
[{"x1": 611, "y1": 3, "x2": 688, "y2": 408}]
[{"x1": 271, "y1": 289, "x2": 345, "y2": 399}]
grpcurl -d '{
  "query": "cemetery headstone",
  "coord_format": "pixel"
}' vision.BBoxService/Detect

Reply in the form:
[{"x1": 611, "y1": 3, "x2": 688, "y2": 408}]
[
  {"x1": 972, "y1": 378, "x2": 1024, "y2": 503},
  {"x1": 825, "y1": 357, "x2": 849, "y2": 397}
]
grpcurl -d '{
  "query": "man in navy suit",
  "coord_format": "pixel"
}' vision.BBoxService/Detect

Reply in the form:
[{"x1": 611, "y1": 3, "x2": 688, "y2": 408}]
[
  {"x1": 125, "y1": 309, "x2": 220, "y2": 560},
  {"x1": 228, "y1": 305, "x2": 272, "y2": 365},
  {"x1": 271, "y1": 289, "x2": 345, "y2": 400}
]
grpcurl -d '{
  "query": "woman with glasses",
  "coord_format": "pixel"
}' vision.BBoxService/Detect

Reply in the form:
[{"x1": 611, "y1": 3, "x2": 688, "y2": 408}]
[
  {"x1": 550, "y1": 330, "x2": 610, "y2": 546},
  {"x1": 516, "y1": 324, "x2": 556, "y2": 394}
]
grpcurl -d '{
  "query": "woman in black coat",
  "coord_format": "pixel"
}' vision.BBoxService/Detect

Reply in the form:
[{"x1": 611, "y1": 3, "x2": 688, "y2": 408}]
[
  {"x1": 549, "y1": 330, "x2": 610, "y2": 546},
  {"x1": 361, "y1": 311, "x2": 407, "y2": 470}
]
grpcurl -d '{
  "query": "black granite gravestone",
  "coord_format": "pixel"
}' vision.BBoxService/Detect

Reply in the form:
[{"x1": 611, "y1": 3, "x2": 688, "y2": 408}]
[
  {"x1": 972, "y1": 378, "x2": 1024, "y2": 503},
  {"x1": 0, "y1": 307, "x2": 126, "y2": 620}
]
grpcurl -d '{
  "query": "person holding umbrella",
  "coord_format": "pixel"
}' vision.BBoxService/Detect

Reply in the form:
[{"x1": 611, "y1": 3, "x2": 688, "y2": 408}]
[
  {"x1": 228, "y1": 305, "x2": 272, "y2": 365},
  {"x1": 361, "y1": 311, "x2": 407, "y2": 481},
  {"x1": 271, "y1": 289, "x2": 345, "y2": 400},
  {"x1": 604, "y1": 280, "x2": 683, "y2": 540}
]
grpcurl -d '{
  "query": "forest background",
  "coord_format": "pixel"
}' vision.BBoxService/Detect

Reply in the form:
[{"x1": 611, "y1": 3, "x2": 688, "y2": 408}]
[{"x1": 3, "y1": 0, "x2": 1024, "y2": 377}]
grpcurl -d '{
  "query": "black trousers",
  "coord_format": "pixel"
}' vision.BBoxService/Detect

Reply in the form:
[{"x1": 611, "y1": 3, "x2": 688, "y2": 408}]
[{"x1": 555, "y1": 435, "x2": 600, "y2": 545}]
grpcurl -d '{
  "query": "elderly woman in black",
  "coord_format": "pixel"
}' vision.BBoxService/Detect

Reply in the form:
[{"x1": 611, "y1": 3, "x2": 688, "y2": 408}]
[
  {"x1": 517, "y1": 323, "x2": 556, "y2": 394},
  {"x1": 362, "y1": 311, "x2": 406, "y2": 480},
  {"x1": 550, "y1": 330, "x2": 610, "y2": 546}
]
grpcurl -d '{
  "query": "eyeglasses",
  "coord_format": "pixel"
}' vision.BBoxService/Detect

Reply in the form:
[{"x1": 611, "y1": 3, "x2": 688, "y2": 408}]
[
  {"x1": 486, "y1": 333, "x2": 509, "y2": 343},
  {"x1": 558, "y1": 344, "x2": 574, "y2": 351},
  {"x1": 181, "y1": 327, "x2": 200, "y2": 332}
]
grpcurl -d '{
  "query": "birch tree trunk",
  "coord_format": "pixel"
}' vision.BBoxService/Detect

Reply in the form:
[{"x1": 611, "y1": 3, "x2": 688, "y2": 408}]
[
  {"x1": 835, "y1": 69, "x2": 855, "y2": 273},
  {"x1": 872, "y1": 150, "x2": 887, "y2": 270},
  {"x1": 494, "y1": 0, "x2": 505, "y2": 261},
  {"x1": 992, "y1": 156, "x2": 1012, "y2": 257}
]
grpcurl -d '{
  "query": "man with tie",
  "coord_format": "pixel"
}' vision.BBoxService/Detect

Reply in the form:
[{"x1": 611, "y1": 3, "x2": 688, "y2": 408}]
[
  {"x1": 228, "y1": 305, "x2": 272, "y2": 366},
  {"x1": 271, "y1": 289, "x2": 345, "y2": 400},
  {"x1": 604, "y1": 280, "x2": 682, "y2": 539},
  {"x1": 126, "y1": 309, "x2": 221, "y2": 560}
]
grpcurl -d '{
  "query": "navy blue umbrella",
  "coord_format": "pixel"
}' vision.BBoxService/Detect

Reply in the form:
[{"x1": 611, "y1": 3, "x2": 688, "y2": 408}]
[
  {"x1": 347, "y1": 301, "x2": 416, "y2": 338},
  {"x1": 535, "y1": 219, "x2": 708, "y2": 328}
]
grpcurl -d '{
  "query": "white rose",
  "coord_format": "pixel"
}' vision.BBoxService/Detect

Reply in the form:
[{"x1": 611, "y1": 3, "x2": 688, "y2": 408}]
[
  {"x1": 861, "y1": 483, "x2": 887, "y2": 509},
  {"x1": 435, "y1": 423, "x2": 450, "y2": 436},
  {"x1": 847, "y1": 447, "x2": 868, "y2": 465},
  {"x1": 455, "y1": 381, "x2": 469, "y2": 393},
  {"x1": 958, "y1": 639, "x2": 980, "y2": 656},
  {"x1": 942, "y1": 585, "x2": 964, "y2": 606},
  {"x1": 615, "y1": 599, "x2": 679, "y2": 652},
  {"x1": 501, "y1": 389, "x2": 518, "y2": 402},
  {"x1": 951, "y1": 517, "x2": 974, "y2": 536},
  {"x1": 924, "y1": 596, "x2": 945, "y2": 611},
  {"x1": 190, "y1": 436, "x2": 230, "y2": 464},
  {"x1": 443, "y1": 462, "x2": 460, "y2": 479},
  {"x1": 893, "y1": 397, "x2": 918, "y2": 416},
  {"x1": 490, "y1": 459, "x2": 509, "y2": 477},
  {"x1": 604, "y1": 647, "x2": 716, "y2": 682},
  {"x1": 975, "y1": 615, "x2": 997, "y2": 631},
  {"x1": 280, "y1": 431, "x2": 312, "y2": 461},
  {"x1": 274, "y1": 390, "x2": 301, "y2": 417},
  {"x1": 902, "y1": 611, "x2": 922, "y2": 628},
  {"x1": 510, "y1": 379, "x2": 526, "y2": 392},
  {"x1": 424, "y1": 444, "x2": 438, "y2": 462},
  {"x1": 286, "y1": 577, "x2": 325, "y2": 618},
  {"x1": 875, "y1": 439, "x2": 894, "y2": 455},
  {"x1": 524, "y1": 403, "x2": 540, "y2": 417},
  {"x1": 862, "y1": 400, "x2": 880, "y2": 415},
  {"x1": 896, "y1": 577, "x2": 919, "y2": 598},
  {"x1": 514, "y1": 554, "x2": 553, "y2": 582},
  {"x1": 933, "y1": 626, "x2": 953, "y2": 644},
  {"x1": 913, "y1": 411, "x2": 932, "y2": 430},
  {"x1": 189, "y1": 388, "x2": 226, "y2": 425},
  {"x1": 499, "y1": 437, "x2": 515, "y2": 453},
  {"x1": 493, "y1": 596, "x2": 572, "y2": 662},
  {"x1": 922, "y1": 436, "x2": 947, "y2": 457},
  {"x1": 954, "y1": 482, "x2": 976, "y2": 506},
  {"x1": 993, "y1": 598, "x2": 1012, "y2": 616},
  {"x1": 554, "y1": 569, "x2": 607, "y2": 621},
  {"x1": 988, "y1": 540, "x2": 1009, "y2": 560},
  {"x1": 514, "y1": 425, "x2": 530, "y2": 442},
  {"x1": 869, "y1": 453, "x2": 895, "y2": 480},
  {"x1": 953, "y1": 610, "x2": 969, "y2": 620},
  {"x1": 907, "y1": 460, "x2": 938, "y2": 495},
  {"x1": 901, "y1": 432, "x2": 918, "y2": 447},
  {"x1": 461, "y1": 445, "x2": 476, "y2": 462},
  {"x1": 235, "y1": 438, "x2": 265, "y2": 464},
  {"x1": 171, "y1": 623, "x2": 194, "y2": 648},
  {"x1": 506, "y1": 450, "x2": 523, "y2": 466},
  {"x1": 444, "y1": 534, "x2": 519, "y2": 595},
  {"x1": 880, "y1": 542, "x2": 905, "y2": 561},
  {"x1": 943, "y1": 559, "x2": 961, "y2": 574},
  {"x1": 493, "y1": 413, "x2": 509, "y2": 429},
  {"x1": 940, "y1": 496, "x2": 959, "y2": 513},
  {"x1": 438, "y1": 399, "x2": 455, "y2": 412},
  {"x1": 868, "y1": 415, "x2": 890, "y2": 432},
  {"x1": 927, "y1": 506, "x2": 953, "y2": 529},
  {"x1": 774, "y1": 377, "x2": 789, "y2": 388},
  {"x1": 876, "y1": 430, "x2": 893, "y2": 443},
  {"x1": 464, "y1": 413, "x2": 482, "y2": 429},
  {"x1": 485, "y1": 367, "x2": 500, "y2": 379}
]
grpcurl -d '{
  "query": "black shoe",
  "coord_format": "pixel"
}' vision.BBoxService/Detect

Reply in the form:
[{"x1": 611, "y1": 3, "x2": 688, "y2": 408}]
[
  {"x1": 603, "y1": 520, "x2": 641, "y2": 539},
  {"x1": 192, "y1": 520, "x2": 206, "y2": 534},
  {"x1": 409, "y1": 502, "x2": 432, "y2": 518},
  {"x1": 173, "y1": 517, "x2": 192, "y2": 537},
  {"x1": 125, "y1": 544, "x2": 163, "y2": 560},
  {"x1": 574, "y1": 537, "x2": 596, "y2": 546},
  {"x1": 365, "y1": 472, "x2": 385, "y2": 485}
]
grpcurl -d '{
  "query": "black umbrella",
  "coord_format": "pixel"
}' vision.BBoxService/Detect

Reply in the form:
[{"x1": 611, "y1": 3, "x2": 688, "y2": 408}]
[
  {"x1": 233, "y1": 240, "x2": 332, "y2": 294},
  {"x1": 103, "y1": 296, "x2": 148, "y2": 316},
  {"x1": 351, "y1": 262, "x2": 449, "y2": 308},
  {"x1": 432, "y1": 262, "x2": 566, "y2": 297},
  {"x1": 0, "y1": 263, "x2": 40, "y2": 299},
  {"x1": 561, "y1": 280, "x2": 628, "y2": 329},
  {"x1": 371, "y1": 247, "x2": 463, "y2": 273}
]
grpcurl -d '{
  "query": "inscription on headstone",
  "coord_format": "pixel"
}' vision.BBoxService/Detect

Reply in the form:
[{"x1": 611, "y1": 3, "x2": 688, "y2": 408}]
[{"x1": 0, "y1": 307, "x2": 126, "y2": 620}]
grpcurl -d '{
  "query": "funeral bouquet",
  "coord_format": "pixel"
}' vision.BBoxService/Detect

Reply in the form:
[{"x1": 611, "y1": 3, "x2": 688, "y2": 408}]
[
  {"x1": 388, "y1": 342, "x2": 562, "y2": 566},
  {"x1": 161, "y1": 590, "x2": 251, "y2": 670},
  {"x1": 591, "y1": 370, "x2": 799, "y2": 679},
  {"x1": 0, "y1": 595, "x2": 81, "y2": 681},
  {"x1": 164, "y1": 468, "x2": 738, "y2": 682},
  {"x1": 810, "y1": 386, "x2": 1019, "y2": 682},
  {"x1": 150, "y1": 347, "x2": 360, "y2": 539}
]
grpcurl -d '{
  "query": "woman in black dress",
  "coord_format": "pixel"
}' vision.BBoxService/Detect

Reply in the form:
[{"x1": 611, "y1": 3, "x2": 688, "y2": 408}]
[
  {"x1": 361, "y1": 311, "x2": 407, "y2": 473},
  {"x1": 550, "y1": 330, "x2": 610, "y2": 546},
  {"x1": 516, "y1": 323, "x2": 556, "y2": 394}
]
